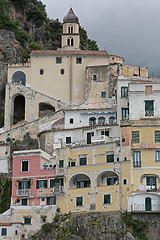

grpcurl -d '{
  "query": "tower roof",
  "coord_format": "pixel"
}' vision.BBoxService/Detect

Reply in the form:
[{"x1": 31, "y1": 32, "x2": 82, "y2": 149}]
[{"x1": 63, "y1": 8, "x2": 79, "y2": 24}]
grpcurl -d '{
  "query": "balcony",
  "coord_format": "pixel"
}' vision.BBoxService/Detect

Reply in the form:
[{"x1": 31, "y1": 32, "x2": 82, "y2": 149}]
[
  {"x1": 37, "y1": 186, "x2": 64, "y2": 196},
  {"x1": 16, "y1": 189, "x2": 31, "y2": 197},
  {"x1": 53, "y1": 186, "x2": 64, "y2": 194},
  {"x1": 145, "y1": 110, "x2": 154, "y2": 117},
  {"x1": 131, "y1": 204, "x2": 160, "y2": 212}
]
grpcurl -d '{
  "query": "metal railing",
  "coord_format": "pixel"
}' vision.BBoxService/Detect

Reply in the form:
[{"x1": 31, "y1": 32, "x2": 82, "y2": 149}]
[
  {"x1": 16, "y1": 189, "x2": 31, "y2": 197},
  {"x1": 145, "y1": 110, "x2": 154, "y2": 117}
]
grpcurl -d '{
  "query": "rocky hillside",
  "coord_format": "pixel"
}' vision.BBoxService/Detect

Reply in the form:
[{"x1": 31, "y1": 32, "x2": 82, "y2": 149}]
[{"x1": 0, "y1": 0, "x2": 99, "y2": 126}]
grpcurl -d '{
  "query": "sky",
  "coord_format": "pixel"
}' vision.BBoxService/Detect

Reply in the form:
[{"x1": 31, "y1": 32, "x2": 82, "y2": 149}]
[{"x1": 41, "y1": 0, "x2": 160, "y2": 76}]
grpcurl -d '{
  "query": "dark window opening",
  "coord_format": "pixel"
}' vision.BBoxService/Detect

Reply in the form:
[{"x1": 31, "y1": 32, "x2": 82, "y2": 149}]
[
  {"x1": 76, "y1": 197, "x2": 83, "y2": 206},
  {"x1": 60, "y1": 69, "x2": 64, "y2": 75},
  {"x1": 36, "y1": 179, "x2": 47, "y2": 189},
  {"x1": 21, "y1": 199, "x2": 28, "y2": 206},
  {"x1": 12, "y1": 71, "x2": 26, "y2": 85},
  {"x1": 70, "y1": 118, "x2": 74, "y2": 124},
  {"x1": 76, "y1": 57, "x2": 82, "y2": 64},
  {"x1": 24, "y1": 217, "x2": 31, "y2": 225},
  {"x1": 101, "y1": 92, "x2": 106, "y2": 98},
  {"x1": 40, "y1": 69, "x2": 44, "y2": 75},
  {"x1": 66, "y1": 137, "x2": 71, "y2": 144},
  {"x1": 13, "y1": 95, "x2": 25, "y2": 124},
  {"x1": 21, "y1": 160, "x2": 29, "y2": 172},
  {"x1": 47, "y1": 197, "x2": 56, "y2": 205},
  {"x1": 93, "y1": 74, "x2": 97, "y2": 81},
  {"x1": 56, "y1": 57, "x2": 62, "y2": 64}
]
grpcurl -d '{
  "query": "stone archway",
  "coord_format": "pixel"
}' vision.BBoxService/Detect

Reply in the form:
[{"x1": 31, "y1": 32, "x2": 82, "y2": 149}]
[
  {"x1": 13, "y1": 94, "x2": 25, "y2": 124},
  {"x1": 39, "y1": 103, "x2": 55, "y2": 117}
]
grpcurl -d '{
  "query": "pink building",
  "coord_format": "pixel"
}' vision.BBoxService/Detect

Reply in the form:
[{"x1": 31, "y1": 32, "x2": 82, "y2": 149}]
[{"x1": 12, "y1": 149, "x2": 57, "y2": 207}]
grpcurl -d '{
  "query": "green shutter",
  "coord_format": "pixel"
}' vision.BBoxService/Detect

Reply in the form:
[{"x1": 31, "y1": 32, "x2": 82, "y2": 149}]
[
  {"x1": 104, "y1": 194, "x2": 111, "y2": 204},
  {"x1": 132, "y1": 131, "x2": 139, "y2": 143},
  {"x1": 107, "y1": 154, "x2": 114, "y2": 163},
  {"x1": 79, "y1": 157, "x2": 87, "y2": 166},
  {"x1": 36, "y1": 180, "x2": 39, "y2": 189},
  {"x1": 27, "y1": 181, "x2": 30, "y2": 189},
  {"x1": 155, "y1": 131, "x2": 160, "y2": 142},
  {"x1": 19, "y1": 181, "x2": 22, "y2": 189},
  {"x1": 76, "y1": 197, "x2": 83, "y2": 206},
  {"x1": 50, "y1": 179, "x2": 55, "y2": 188},
  {"x1": 59, "y1": 160, "x2": 64, "y2": 168},
  {"x1": 44, "y1": 180, "x2": 47, "y2": 188}
]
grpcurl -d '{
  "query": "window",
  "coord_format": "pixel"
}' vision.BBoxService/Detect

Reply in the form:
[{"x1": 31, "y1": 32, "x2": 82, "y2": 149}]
[
  {"x1": 15, "y1": 230, "x2": 18, "y2": 235},
  {"x1": 68, "y1": 26, "x2": 73, "y2": 33},
  {"x1": 121, "y1": 87, "x2": 128, "y2": 97},
  {"x1": 155, "y1": 131, "x2": 160, "y2": 142},
  {"x1": 93, "y1": 74, "x2": 97, "y2": 81},
  {"x1": 47, "y1": 197, "x2": 56, "y2": 205},
  {"x1": 76, "y1": 197, "x2": 83, "y2": 206},
  {"x1": 104, "y1": 194, "x2": 111, "y2": 204},
  {"x1": 70, "y1": 118, "x2": 73, "y2": 124},
  {"x1": 41, "y1": 217, "x2": 47, "y2": 223},
  {"x1": 71, "y1": 161, "x2": 75, "y2": 167},
  {"x1": 145, "y1": 85, "x2": 152, "y2": 95},
  {"x1": 132, "y1": 131, "x2": 139, "y2": 143},
  {"x1": 19, "y1": 180, "x2": 30, "y2": 189},
  {"x1": 21, "y1": 199, "x2": 28, "y2": 206},
  {"x1": 79, "y1": 157, "x2": 87, "y2": 166},
  {"x1": 59, "y1": 160, "x2": 64, "y2": 168},
  {"x1": 36, "y1": 179, "x2": 47, "y2": 189},
  {"x1": 146, "y1": 177, "x2": 156, "y2": 187},
  {"x1": 101, "y1": 130, "x2": 109, "y2": 136},
  {"x1": 98, "y1": 117, "x2": 105, "y2": 124},
  {"x1": 89, "y1": 117, "x2": 96, "y2": 125},
  {"x1": 122, "y1": 138, "x2": 125, "y2": 143},
  {"x1": 56, "y1": 57, "x2": 62, "y2": 64},
  {"x1": 123, "y1": 179, "x2": 127, "y2": 185},
  {"x1": 66, "y1": 137, "x2": 71, "y2": 144},
  {"x1": 40, "y1": 69, "x2": 44, "y2": 75},
  {"x1": 50, "y1": 178, "x2": 55, "y2": 188},
  {"x1": 155, "y1": 151, "x2": 160, "y2": 162},
  {"x1": 101, "y1": 92, "x2": 106, "y2": 98},
  {"x1": 76, "y1": 57, "x2": 82, "y2": 64},
  {"x1": 107, "y1": 177, "x2": 118, "y2": 185},
  {"x1": 2, "y1": 228, "x2": 7, "y2": 236},
  {"x1": 91, "y1": 132, "x2": 94, "y2": 136},
  {"x1": 60, "y1": 69, "x2": 64, "y2": 75},
  {"x1": 76, "y1": 180, "x2": 90, "y2": 188},
  {"x1": 145, "y1": 100, "x2": 154, "y2": 116},
  {"x1": 24, "y1": 217, "x2": 31, "y2": 225},
  {"x1": 109, "y1": 116, "x2": 115, "y2": 125},
  {"x1": 21, "y1": 160, "x2": 29, "y2": 172},
  {"x1": 122, "y1": 108, "x2": 129, "y2": 120},
  {"x1": 106, "y1": 153, "x2": 114, "y2": 163},
  {"x1": 133, "y1": 151, "x2": 141, "y2": 167}
]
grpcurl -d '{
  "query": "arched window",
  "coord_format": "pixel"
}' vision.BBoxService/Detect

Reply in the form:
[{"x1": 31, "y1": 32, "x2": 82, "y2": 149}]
[
  {"x1": 89, "y1": 117, "x2": 96, "y2": 126},
  {"x1": 145, "y1": 197, "x2": 152, "y2": 211},
  {"x1": 12, "y1": 71, "x2": 26, "y2": 85},
  {"x1": 70, "y1": 118, "x2": 74, "y2": 124},
  {"x1": 109, "y1": 116, "x2": 115, "y2": 125},
  {"x1": 71, "y1": 38, "x2": 74, "y2": 46},
  {"x1": 13, "y1": 95, "x2": 25, "y2": 124},
  {"x1": 98, "y1": 117, "x2": 105, "y2": 125},
  {"x1": 67, "y1": 38, "x2": 74, "y2": 46},
  {"x1": 68, "y1": 26, "x2": 73, "y2": 33}
]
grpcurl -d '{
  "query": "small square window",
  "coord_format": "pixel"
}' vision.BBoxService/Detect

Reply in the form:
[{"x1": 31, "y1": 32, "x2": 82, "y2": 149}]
[
  {"x1": 101, "y1": 92, "x2": 106, "y2": 98},
  {"x1": 59, "y1": 160, "x2": 64, "y2": 168},
  {"x1": 122, "y1": 138, "x2": 125, "y2": 143},
  {"x1": 93, "y1": 74, "x2": 97, "y2": 81},
  {"x1": 76, "y1": 58, "x2": 82, "y2": 64},
  {"x1": 105, "y1": 131, "x2": 109, "y2": 137},
  {"x1": 104, "y1": 194, "x2": 111, "y2": 204},
  {"x1": 66, "y1": 137, "x2": 71, "y2": 144},
  {"x1": 22, "y1": 199, "x2": 28, "y2": 206},
  {"x1": 56, "y1": 57, "x2": 62, "y2": 64},
  {"x1": 101, "y1": 131, "x2": 104, "y2": 135},
  {"x1": 106, "y1": 153, "x2": 114, "y2": 163},
  {"x1": 41, "y1": 217, "x2": 47, "y2": 223},
  {"x1": 79, "y1": 157, "x2": 87, "y2": 166},
  {"x1": 71, "y1": 161, "x2": 75, "y2": 167},
  {"x1": 21, "y1": 160, "x2": 29, "y2": 172},
  {"x1": 91, "y1": 132, "x2": 94, "y2": 136},
  {"x1": 2, "y1": 228, "x2": 7, "y2": 236},
  {"x1": 76, "y1": 197, "x2": 83, "y2": 206},
  {"x1": 24, "y1": 217, "x2": 31, "y2": 225},
  {"x1": 123, "y1": 179, "x2": 127, "y2": 185}
]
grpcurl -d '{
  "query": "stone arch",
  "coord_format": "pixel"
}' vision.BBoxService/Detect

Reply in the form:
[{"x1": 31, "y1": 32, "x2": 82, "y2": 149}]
[
  {"x1": 12, "y1": 71, "x2": 26, "y2": 86},
  {"x1": 13, "y1": 94, "x2": 25, "y2": 124},
  {"x1": 68, "y1": 173, "x2": 91, "y2": 189},
  {"x1": 96, "y1": 170, "x2": 119, "y2": 187},
  {"x1": 39, "y1": 102, "x2": 55, "y2": 117}
]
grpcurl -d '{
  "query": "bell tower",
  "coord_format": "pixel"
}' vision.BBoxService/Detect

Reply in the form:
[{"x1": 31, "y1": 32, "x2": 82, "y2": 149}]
[{"x1": 61, "y1": 8, "x2": 80, "y2": 49}]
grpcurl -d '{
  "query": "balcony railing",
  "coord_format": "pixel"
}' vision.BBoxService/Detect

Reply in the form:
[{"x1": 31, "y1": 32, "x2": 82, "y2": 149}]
[
  {"x1": 145, "y1": 110, "x2": 154, "y2": 117},
  {"x1": 53, "y1": 186, "x2": 64, "y2": 194},
  {"x1": 16, "y1": 189, "x2": 31, "y2": 197},
  {"x1": 37, "y1": 186, "x2": 64, "y2": 196},
  {"x1": 131, "y1": 204, "x2": 160, "y2": 212}
]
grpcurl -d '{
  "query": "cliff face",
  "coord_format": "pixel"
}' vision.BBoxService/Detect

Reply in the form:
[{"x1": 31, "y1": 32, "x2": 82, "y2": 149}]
[{"x1": 0, "y1": 0, "x2": 98, "y2": 120}]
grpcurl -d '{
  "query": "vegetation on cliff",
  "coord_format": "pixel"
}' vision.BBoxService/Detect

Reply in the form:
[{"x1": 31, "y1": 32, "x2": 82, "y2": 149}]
[{"x1": 0, "y1": 177, "x2": 12, "y2": 213}]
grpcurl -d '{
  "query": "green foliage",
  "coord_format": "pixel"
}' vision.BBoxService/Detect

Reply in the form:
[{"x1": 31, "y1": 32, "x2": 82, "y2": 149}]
[
  {"x1": 80, "y1": 26, "x2": 99, "y2": 50},
  {"x1": 0, "y1": 113, "x2": 4, "y2": 128},
  {"x1": 122, "y1": 212, "x2": 147, "y2": 240},
  {"x1": 26, "y1": 1, "x2": 47, "y2": 27},
  {"x1": 0, "y1": 178, "x2": 12, "y2": 213},
  {"x1": 30, "y1": 41, "x2": 42, "y2": 50},
  {"x1": 41, "y1": 222, "x2": 52, "y2": 233},
  {"x1": 10, "y1": 0, "x2": 29, "y2": 7}
]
